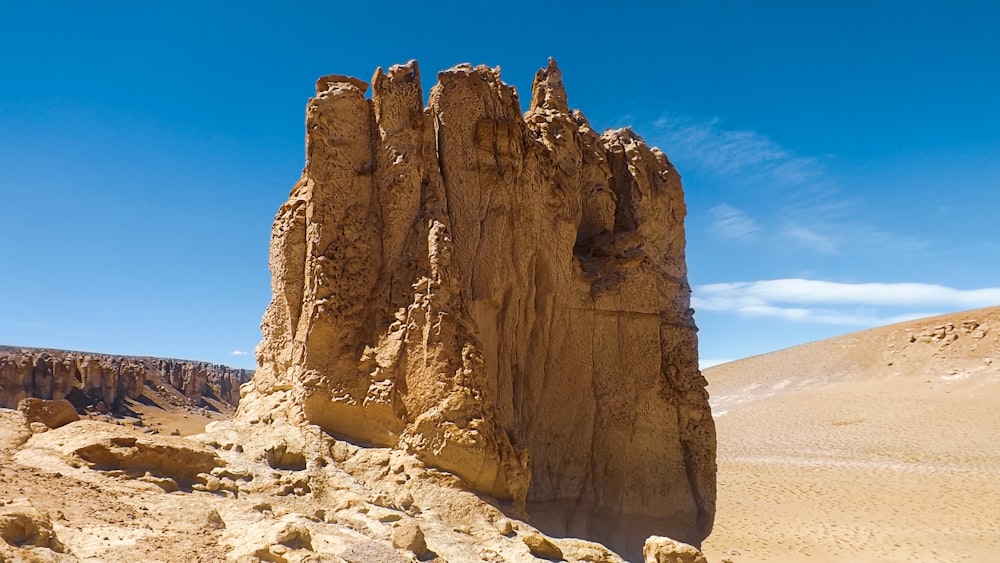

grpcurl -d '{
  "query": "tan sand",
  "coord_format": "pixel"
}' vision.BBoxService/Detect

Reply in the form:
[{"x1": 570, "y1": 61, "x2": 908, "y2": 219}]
[{"x1": 701, "y1": 307, "x2": 1000, "y2": 562}]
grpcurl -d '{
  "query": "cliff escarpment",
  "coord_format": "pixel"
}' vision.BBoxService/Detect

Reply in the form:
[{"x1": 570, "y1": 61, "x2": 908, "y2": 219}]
[
  {"x1": 238, "y1": 59, "x2": 716, "y2": 552},
  {"x1": 0, "y1": 346, "x2": 252, "y2": 413}
]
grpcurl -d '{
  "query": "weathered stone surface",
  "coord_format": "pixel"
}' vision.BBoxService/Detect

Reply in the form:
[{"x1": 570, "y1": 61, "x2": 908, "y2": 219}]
[
  {"x1": 0, "y1": 410, "x2": 30, "y2": 451},
  {"x1": 523, "y1": 531, "x2": 564, "y2": 560},
  {"x1": 29, "y1": 420, "x2": 225, "y2": 487},
  {"x1": 643, "y1": 535, "x2": 708, "y2": 563},
  {"x1": 240, "y1": 59, "x2": 716, "y2": 554},
  {"x1": 17, "y1": 398, "x2": 79, "y2": 429},
  {"x1": 0, "y1": 346, "x2": 252, "y2": 412},
  {"x1": 391, "y1": 520, "x2": 427, "y2": 556},
  {"x1": 0, "y1": 499, "x2": 65, "y2": 553}
]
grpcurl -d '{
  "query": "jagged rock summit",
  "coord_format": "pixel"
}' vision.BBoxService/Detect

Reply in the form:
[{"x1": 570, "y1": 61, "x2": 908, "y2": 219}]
[{"x1": 239, "y1": 59, "x2": 716, "y2": 552}]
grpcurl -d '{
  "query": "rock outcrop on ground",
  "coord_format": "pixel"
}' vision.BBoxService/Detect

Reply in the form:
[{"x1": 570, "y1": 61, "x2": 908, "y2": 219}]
[
  {"x1": 0, "y1": 346, "x2": 252, "y2": 413},
  {"x1": 239, "y1": 59, "x2": 716, "y2": 555},
  {"x1": 4, "y1": 405, "x2": 680, "y2": 562}
]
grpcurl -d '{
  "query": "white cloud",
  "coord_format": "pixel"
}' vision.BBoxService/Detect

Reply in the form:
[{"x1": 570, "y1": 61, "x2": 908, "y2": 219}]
[
  {"x1": 652, "y1": 115, "x2": 823, "y2": 187},
  {"x1": 230, "y1": 350, "x2": 249, "y2": 356},
  {"x1": 710, "y1": 203, "x2": 760, "y2": 241},
  {"x1": 693, "y1": 279, "x2": 1000, "y2": 326}
]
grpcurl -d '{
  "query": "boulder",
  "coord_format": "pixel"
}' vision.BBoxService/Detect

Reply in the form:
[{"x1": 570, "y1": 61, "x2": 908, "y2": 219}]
[
  {"x1": 391, "y1": 521, "x2": 427, "y2": 557},
  {"x1": 523, "y1": 532, "x2": 564, "y2": 561},
  {"x1": 16, "y1": 398, "x2": 79, "y2": 429},
  {"x1": 643, "y1": 535, "x2": 708, "y2": 563}
]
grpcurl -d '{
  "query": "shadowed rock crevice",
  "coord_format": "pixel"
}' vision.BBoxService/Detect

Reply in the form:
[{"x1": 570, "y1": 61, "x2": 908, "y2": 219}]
[{"x1": 239, "y1": 59, "x2": 716, "y2": 557}]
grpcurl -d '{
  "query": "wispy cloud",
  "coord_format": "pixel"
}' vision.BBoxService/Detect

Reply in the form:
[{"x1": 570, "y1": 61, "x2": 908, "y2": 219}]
[
  {"x1": 230, "y1": 350, "x2": 249, "y2": 356},
  {"x1": 780, "y1": 224, "x2": 838, "y2": 254},
  {"x1": 693, "y1": 279, "x2": 1000, "y2": 326},
  {"x1": 653, "y1": 114, "x2": 847, "y2": 253},
  {"x1": 649, "y1": 114, "x2": 927, "y2": 257},
  {"x1": 653, "y1": 115, "x2": 824, "y2": 187},
  {"x1": 710, "y1": 203, "x2": 760, "y2": 241}
]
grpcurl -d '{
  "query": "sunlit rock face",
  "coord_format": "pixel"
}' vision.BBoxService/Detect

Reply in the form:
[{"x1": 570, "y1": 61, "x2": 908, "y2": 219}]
[{"x1": 240, "y1": 59, "x2": 716, "y2": 552}]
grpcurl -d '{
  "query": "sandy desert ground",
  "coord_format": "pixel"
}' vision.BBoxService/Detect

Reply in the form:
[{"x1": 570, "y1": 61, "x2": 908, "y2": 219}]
[{"x1": 700, "y1": 306, "x2": 1000, "y2": 562}]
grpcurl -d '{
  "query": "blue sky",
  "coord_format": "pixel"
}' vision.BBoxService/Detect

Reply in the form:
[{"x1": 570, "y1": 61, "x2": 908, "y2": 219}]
[{"x1": 2, "y1": 1, "x2": 998, "y2": 370}]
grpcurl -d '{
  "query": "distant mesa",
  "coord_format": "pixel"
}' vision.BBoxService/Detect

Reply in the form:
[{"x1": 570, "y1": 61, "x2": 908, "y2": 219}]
[
  {"x1": 238, "y1": 58, "x2": 716, "y2": 556},
  {"x1": 0, "y1": 345, "x2": 253, "y2": 415}
]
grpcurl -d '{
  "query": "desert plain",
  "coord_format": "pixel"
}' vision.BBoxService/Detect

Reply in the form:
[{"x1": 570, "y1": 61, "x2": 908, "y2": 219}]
[{"x1": 701, "y1": 306, "x2": 1000, "y2": 562}]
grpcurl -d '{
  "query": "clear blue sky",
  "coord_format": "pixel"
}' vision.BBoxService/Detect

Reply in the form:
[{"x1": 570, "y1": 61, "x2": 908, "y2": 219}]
[{"x1": 2, "y1": 1, "x2": 998, "y2": 370}]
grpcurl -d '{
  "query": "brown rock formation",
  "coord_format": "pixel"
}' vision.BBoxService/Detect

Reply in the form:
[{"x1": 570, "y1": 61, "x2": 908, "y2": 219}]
[
  {"x1": 240, "y1": 59, "x2": 716, "y2": 552},
  {"x1": 0, "y1": 346, "x2": 252, "y2": 413},
  {"x1": 17, "y1": 399, "x2": 79, "y2": 430}
]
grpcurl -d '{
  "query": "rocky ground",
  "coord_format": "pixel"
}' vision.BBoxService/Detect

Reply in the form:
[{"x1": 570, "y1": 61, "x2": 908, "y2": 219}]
[
  {"x1": 701, "y1": 306, "x2": 1000, "y2": 562},
  {"x1": 0, "y1": 395, "x2": 702, "y2": 562}
]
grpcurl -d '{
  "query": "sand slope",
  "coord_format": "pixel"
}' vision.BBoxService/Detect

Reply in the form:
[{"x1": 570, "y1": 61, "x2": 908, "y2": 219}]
[{"x1": 701, "y1": 306, "x2": 1000, "y2": 562}]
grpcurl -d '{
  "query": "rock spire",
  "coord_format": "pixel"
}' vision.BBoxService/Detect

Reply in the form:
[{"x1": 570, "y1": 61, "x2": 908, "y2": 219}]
[{"x1": 239, "y1": 59, "x2": 716, "y2": 551}]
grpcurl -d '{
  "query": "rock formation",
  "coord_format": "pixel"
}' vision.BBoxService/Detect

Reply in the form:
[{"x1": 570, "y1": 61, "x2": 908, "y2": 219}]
[
  {"x1": 1, "y1": 408, "x2": 637, "y2": 562},
  {"x1": 239, "y1": 59, "x2": 716, "y2": 554},
  {"x1": 17, "y1": 398, "x2": 79, "y2": 430},
  {"x1": 0, "y1": 346, "x2": 252, "y2": 413}
]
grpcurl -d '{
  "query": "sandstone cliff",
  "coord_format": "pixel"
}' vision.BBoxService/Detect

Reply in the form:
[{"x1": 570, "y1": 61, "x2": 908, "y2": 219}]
[
  {"x1": 0, "y1": 346, "x2": 252, "y2": 413},
  {"x1": 239, "y1": 59, "x2": 716, "y2": 553}
]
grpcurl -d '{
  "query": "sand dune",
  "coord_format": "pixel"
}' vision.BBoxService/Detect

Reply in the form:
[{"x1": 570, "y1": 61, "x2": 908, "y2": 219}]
[{"x1": 700, "y1": 306, "x2": 1000, "y2": 562}]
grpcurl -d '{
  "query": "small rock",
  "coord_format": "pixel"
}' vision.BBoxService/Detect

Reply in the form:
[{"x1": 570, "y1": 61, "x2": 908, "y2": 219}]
[
  {"x1": 219, "y1": 477, "x2": 239, "y2": 493},
  {"x1": 523, "y1": 532, "x2": 563, "y2": 561},
  {"x1": 28, "y1": 422, "x2": 49, "y2": 434},
  {"x1": 139, "y1": 473, "x2": 179, "y2": 493},
  {"x1": 642, "y1": 535, "x2": 707, "y2": 563},
  {"x1": 329, "y1": 440, "x2": 356, "y2": 462},
  {"x1": 394, "y1": 492, "x2": 414, "y2": 510},
  {"x1": 202, "y1": 475, "x2": 222, "y2": 493},
  {"x1": 370, "y1": 493, "x2": 393, "y2": 508},
  {"x1": 494, "y1": 517, "x2": 514, "y2": 536},
  {"x1": 265, "y1": 442, "x2": 307, "y2": 471},
  {"x1": 206, "y1": 509, "x2": 225, "y2": 530},
  {"x1": 378, "y1": 512, "x2": 403, "y2": 523},
  {"x1": 272, "y1": 521, "x2": 312, "y2": 549},
  {"x1": 392, "y1": 521, "x2": 428, "y2": 557}
]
